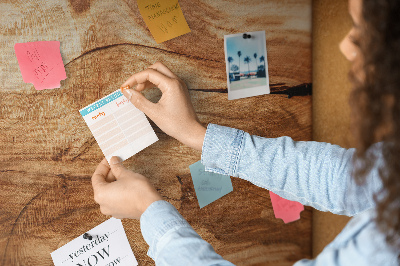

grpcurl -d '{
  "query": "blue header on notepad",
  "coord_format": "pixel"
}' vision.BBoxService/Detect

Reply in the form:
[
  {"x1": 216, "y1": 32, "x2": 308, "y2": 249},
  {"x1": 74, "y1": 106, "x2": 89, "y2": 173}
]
[{"x1": 80, "y1": 91, "x2": 123, "y2": 116}]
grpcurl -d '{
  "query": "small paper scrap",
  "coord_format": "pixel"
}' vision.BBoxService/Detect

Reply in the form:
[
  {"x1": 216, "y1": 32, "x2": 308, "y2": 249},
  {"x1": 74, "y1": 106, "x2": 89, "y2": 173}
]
[
  {"x1": 189, "y1": 161, "x2": 233, "y2": 208},
  {"x1": 269, "y1": 191, "x2": 304, "y2": 224},
  {"x1": 14, "y1": 41, "x2": 67, "y2": 90},
  {"x1": 79, "y1": 90, "x2": 158, "y2": 162},
  {"x1": 137, "y1": 0, "x2": 191, "y2": 43},
  {"x1": 51, "y1": 218, "x2": 138, "y2": 266}
]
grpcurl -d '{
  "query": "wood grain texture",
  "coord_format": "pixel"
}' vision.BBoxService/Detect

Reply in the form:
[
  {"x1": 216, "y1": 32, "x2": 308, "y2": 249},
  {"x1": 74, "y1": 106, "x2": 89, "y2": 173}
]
[
  {"x1": 0, "y1": 0, "x2": 312, "y2": 265},
  {"x1": 312, "y1": 0, "x2": 352, "y2": 257}
]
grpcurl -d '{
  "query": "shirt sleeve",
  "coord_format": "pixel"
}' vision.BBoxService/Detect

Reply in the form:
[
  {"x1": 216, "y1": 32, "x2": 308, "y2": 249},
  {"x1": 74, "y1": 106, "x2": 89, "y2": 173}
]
[
  {"x1": 201, "y1": 124, "x2": 383, "y2": 216},
  {"x1": 140, "y1": 200, "x2": 235, "y2": 266},
  {"x1": 293, "y1": 210, "x2": 399, "y2": 266}
]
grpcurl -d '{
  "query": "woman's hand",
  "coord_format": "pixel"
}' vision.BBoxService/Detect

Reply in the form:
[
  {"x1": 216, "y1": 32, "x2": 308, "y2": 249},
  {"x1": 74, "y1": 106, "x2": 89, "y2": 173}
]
[
  {"x1": 91, "y1": 157, "x2": 163, "y2": 219},
  {"x1": 120, "y1": 62, "x2": 206, "y2": 151}
]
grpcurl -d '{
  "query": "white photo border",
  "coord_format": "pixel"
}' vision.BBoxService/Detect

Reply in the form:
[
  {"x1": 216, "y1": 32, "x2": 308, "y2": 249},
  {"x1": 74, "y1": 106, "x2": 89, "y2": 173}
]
[{"x1": 224, "y1": 31, "x2": 270, "y2": 100}]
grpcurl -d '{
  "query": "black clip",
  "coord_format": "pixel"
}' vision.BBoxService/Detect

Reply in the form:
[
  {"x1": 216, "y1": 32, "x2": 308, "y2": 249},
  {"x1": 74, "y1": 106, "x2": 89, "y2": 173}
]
[
  {"x1": 242, "y1": 33, "x2": 252, "y2": 39},
  {"x1": 83, "y1": 233, "x2": 94, "y2": 240}
]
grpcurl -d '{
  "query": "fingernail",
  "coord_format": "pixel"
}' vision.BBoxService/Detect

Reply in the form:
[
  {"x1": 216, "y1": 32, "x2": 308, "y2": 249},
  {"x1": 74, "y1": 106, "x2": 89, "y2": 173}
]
[
  {"x1": 121, "y1": 85, "x2": 130, "y2": 92},
  {"x1": 110, "y1": 156, "x2": 122, "y2": 165},
  {"x1": 124, "y1": 89, "x2": 134, "y2": 100}
]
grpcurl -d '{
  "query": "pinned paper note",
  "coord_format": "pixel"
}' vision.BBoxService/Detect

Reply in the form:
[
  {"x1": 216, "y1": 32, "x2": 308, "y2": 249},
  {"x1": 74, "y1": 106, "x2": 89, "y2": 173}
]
[
  {"x1": 14, "y1": 41, "x2": 67, "y2": 90},
  {"x1": 269, "y1": 191, "x2": 304, "y2": 224},
  {"x1": 51, "y1": 218, "x2": 138, "y2": 266},
  {"x1": 189, "y1": 161, "x2": 233, "y2": 208},
  {"x1": 137, "y1": 0, "x2": 191, "y2": 43},
  {"x1": 79, "y1": 90, "x2": 158, "y2": 162}
]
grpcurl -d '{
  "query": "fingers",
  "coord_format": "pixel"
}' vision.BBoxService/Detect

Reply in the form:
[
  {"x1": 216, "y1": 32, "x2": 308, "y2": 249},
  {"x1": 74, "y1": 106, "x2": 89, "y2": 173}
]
[
  {"x1": 109, "y1": 156, "x2": 129, "y2": 179},
  {"x1": 121, "y1": 68, "x2": 173, "y2": 94},
  {"x1": 120, "y1": 62, "x2": 181, "y2": 119},
  {"x1": 148, "y1": 61, "x2": 177, "y2": 79},
  {"x1": 106, "y1": 170, "x2": 116, "y2": 182},
  {"x1": 92, "y1": 158, "x2": 110, "y2": 188},
  {"x1": 136, "y1": 81, "x2": 156, "y2": 92},
  {"x1": 121, "y1": 62, "x2": 176, "y2": 89},
  {"x1": 121, "y1": 89, "x2": 158, "y2": 118},
  {"x1": 123, "y1": 62, "x2": 178, "y2": 93}
]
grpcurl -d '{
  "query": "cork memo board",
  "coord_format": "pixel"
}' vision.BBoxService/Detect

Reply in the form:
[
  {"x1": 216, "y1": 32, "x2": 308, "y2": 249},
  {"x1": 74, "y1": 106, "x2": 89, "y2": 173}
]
[{"x1": 0, "y1": 1, "x2": 312, "y2": 265}]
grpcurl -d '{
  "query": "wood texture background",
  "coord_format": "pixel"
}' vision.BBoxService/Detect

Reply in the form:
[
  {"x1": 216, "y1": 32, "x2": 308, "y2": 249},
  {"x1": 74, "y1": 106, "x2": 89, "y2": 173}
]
[
  {"x1": 312, "y1": 0, "x2": 353, "y2": 257},
  {"x1": 0, "y1": 0, "x2": 312, "y2": 265}
]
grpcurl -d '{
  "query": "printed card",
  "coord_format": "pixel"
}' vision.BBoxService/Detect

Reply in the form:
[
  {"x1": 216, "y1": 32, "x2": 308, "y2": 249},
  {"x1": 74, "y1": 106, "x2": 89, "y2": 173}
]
[
  {"x1": 189, "y1": 161, "x2": 233, "y2": 208},
  {"x1": 80, "y1": 90, "x2": 158, "y2": 162},
  {"x1": 51, "y1": 218, "x2": 138, "y2": 266}
]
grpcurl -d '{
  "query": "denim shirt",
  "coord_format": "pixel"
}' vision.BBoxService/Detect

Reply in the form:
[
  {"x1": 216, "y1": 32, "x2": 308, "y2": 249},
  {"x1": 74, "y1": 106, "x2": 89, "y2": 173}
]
[{"x1": 140, "y1": 124, "x2": 399, "y2": 265}]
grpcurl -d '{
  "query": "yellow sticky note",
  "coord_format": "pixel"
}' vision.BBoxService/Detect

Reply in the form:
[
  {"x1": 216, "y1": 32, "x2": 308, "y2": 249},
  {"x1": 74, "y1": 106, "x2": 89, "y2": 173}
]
[{"x1": 137, "y1": 0, "x2": 191, "y2": 43}]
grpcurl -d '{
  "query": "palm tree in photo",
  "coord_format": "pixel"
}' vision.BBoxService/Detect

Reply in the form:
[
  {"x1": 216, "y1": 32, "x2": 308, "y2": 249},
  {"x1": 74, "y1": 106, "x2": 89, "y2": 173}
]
[
  {"x1": 244, "y1": 56, "x2": 251, "y2": 78},
  {"x1": 237, "y1": 51, "x2": 242, "y2": 77},
  {"x1": 228, "y1": 56, "x2": 233, "y2": 73},
  {"x1": 253, "y1": 53, "x2": 258, "y2": 74},
  {"x1": 260, "y1": 55, "x2": 265, "y2": 70},
  {"x1": 259, "y1": 55, "x2": 266, "y2": 77},
  {"x1": 231, "y1": 64, "x2": 239, "y2": 73}
]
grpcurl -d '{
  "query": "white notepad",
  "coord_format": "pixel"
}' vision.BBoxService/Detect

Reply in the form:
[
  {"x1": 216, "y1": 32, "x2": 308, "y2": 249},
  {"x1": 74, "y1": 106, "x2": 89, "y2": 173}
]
[{"x1": 80, "y1": 90, "x2": 158, "y2": 162}]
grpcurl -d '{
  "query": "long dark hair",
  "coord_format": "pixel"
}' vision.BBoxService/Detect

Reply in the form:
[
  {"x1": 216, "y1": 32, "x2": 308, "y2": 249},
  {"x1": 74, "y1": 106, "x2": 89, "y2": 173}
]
[{"x1": 350, "y1": 0, "x2": 400, "y2": 251}]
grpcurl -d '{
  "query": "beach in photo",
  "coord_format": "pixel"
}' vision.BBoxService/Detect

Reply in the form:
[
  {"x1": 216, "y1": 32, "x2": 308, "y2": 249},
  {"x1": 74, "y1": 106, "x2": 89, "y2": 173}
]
[{"x1": 224, "y1": 31, "x2": 270, "y2": 100}]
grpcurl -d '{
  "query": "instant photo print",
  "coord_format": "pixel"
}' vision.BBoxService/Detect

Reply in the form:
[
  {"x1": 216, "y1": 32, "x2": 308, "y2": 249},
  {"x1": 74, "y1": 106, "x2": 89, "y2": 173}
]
[{"x1": 224, "y1": 31, "x2": 270, "y2": 100}]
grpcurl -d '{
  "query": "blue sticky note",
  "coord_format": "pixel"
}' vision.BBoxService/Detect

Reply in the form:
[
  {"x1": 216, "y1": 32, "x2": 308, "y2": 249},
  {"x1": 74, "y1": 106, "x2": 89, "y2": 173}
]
[{"x1": 189, "y1": 160, "x2": 233, "y2": 208}]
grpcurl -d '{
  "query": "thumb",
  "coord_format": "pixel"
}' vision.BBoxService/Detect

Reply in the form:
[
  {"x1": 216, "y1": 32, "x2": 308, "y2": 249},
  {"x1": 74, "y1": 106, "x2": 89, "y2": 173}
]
[
  {"x1": 109, "y1": 156, "x2": 128, "y2": 179},
  {"x1": 123, "y1": 88, "x2": 155, "y2": 117}
]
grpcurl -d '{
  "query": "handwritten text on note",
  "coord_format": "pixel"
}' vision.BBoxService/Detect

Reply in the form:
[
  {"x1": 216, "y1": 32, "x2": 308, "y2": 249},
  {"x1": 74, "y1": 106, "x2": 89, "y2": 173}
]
[
  {"x1": 189, "y1": 161, "x2": 233, "y2": 208},
  {"x1": 137, "y1": 0, "x2": 191, "y2": 43},
  {"x1": 14, "y1": 41, "x2": 67, "y2": 90}
]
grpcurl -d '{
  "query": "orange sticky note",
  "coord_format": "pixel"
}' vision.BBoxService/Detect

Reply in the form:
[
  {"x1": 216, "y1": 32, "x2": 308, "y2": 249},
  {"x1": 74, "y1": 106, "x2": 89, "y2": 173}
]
[
  {"x1": 269, "y1": 191, "x2": 304, "y2": 224},
  {"x1": 137, "y1": 0, "x2": 191, "y2": 43},
  {"x1": 14, "y1": 41, "x2": 67, "y2": 90}
]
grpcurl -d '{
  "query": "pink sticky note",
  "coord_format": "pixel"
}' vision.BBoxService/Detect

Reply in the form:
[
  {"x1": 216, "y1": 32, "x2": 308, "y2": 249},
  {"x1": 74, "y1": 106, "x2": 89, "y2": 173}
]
[
  {"x1": 269, "y1": 191, "x2": 304, "y2": 224},
  {"x1": 14, "y1": 41, "x2": 67, "y2": 90}
]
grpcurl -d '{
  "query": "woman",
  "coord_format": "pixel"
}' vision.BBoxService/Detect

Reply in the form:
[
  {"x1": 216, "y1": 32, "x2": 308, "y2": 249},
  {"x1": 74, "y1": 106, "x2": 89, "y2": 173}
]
[{"x1": 91, "y1": 0, "x2": 400, "y2": 264}]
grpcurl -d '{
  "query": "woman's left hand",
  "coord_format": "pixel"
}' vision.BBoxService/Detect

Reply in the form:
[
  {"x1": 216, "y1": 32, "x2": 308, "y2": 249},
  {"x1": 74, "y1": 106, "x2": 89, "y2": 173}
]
[{"x1": 91, "y1": 156, "x2": 163, "y2": 219}]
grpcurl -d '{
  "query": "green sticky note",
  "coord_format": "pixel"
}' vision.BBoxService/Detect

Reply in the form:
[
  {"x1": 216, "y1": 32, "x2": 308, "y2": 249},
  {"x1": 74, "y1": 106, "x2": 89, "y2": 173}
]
[{"x1": 189, "y1": 161, "x2": 233, "y2": 208}]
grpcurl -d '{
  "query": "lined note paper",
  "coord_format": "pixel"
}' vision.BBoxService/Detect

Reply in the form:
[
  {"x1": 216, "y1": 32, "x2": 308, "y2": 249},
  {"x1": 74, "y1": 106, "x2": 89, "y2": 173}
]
[
  {"x1": 137, "y1": 0, "x2": 191, "y2": 43},
  {"x1": 80, "y1": 90, "x2": 158, "y2": 162},
  {"x1": 269, "y1": 191, "x2": 304, "y2": 224},
  {"x1": 189, "y1": 161, "x2": 233, "y2": 208},
  {"x1": 14, "y1": 41, "x2": 66, "y2": 90}
]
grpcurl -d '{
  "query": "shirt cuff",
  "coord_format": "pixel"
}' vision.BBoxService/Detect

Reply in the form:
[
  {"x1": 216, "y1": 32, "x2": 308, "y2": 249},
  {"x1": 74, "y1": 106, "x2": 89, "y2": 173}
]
[
  {"x1": 140, "y1": 200, "x2": 192, "y2": 259},
  {"x1": 201, "y1": 124, "x2": 245, "y2": 177}
]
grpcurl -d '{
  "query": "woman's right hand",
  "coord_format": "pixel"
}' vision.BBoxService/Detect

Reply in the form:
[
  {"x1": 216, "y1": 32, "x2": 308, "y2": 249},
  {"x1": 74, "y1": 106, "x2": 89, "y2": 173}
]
[{"x1": 120, "y1": 62, "x2": 206, "y2": 151}]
